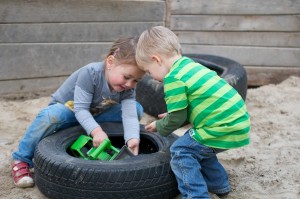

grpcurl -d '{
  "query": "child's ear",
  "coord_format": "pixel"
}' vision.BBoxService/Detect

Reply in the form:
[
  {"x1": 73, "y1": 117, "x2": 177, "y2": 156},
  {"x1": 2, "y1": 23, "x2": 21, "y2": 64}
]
[
  {"x1": 151, "y1": 55, "x2": 162, "y2": 65},
  {"x1": 106, "y1": 55, "x2": 115, "y2": 68}
]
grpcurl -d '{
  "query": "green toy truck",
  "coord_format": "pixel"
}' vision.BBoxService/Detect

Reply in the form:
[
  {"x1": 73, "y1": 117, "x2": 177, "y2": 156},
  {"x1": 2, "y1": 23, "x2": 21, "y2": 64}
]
[{"x1": 69, "y1": 135, "x2": 134, "y2": 161}]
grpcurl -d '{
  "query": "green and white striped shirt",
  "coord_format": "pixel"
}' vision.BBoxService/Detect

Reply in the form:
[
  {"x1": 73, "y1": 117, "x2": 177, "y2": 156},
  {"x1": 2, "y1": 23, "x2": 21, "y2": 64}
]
[{"x1": 164, "y1": 56, "x2": 250, "y2": 149}]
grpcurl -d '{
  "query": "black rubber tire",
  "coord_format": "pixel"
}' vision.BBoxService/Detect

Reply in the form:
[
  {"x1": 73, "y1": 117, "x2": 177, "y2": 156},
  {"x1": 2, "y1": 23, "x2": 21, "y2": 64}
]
[
  {"x1": 136, "y1": 54, "x2": 248, "y2": 117},
  {"x1": 34, "y1": 122, "x2": 179, "y2": 199}
]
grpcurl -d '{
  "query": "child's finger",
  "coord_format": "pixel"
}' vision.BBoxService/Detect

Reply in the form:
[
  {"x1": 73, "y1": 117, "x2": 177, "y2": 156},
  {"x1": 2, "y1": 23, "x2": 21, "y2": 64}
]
[
  {"x1": 145, "y1": 124, "x2": 151, "y2": 131},
  {"x1": 93, "y1": 140, "x2": 100, "y2": 147},
  {"x1": 158, "y1": 113, "x2": 167, "y2": 118},
  {"x1": 128, "y1": 146, "x2": 138, "y2": 155},
  {"x1": 145, "y1": 125, "x2": 153, "y2": 132}
]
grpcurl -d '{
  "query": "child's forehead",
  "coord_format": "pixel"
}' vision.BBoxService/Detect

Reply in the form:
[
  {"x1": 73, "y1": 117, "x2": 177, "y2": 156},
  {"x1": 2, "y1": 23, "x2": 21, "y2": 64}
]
[
  {"x1": 119, "y1": 64, "x2": 144, "y2": 74},
  {"x1": 119, "y1": 63, "x2": 139, "y2": 70}
]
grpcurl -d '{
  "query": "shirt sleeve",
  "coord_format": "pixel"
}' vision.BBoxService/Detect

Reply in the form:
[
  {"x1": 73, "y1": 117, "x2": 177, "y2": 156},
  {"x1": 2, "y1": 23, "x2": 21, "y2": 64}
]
[
  {"x1": 73, "y1": 67, "x2": 99, "y2": 135},
  {"x1": 156, "y1": 108, "x2": 187, "y2": 136},
  {"x1": 121, "y1": 98, "x2": 140, "y2": 143}
]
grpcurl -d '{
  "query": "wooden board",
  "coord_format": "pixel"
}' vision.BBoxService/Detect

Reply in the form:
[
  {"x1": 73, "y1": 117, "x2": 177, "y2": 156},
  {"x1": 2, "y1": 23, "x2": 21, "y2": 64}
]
[
  {"x1": 171, "y1": 15, "x2": 300, "y2": 31},
  {"x1": 0, "y1": 76, "x2": 67, "y2": 95},
  {"x1": 1, "y1": 66, "x2": 299, "y2": 95},
  {"x1": 0, "y1": 0, "x2": 165, "y2": 23},
  {"x1": 0, "y1": 22, "x2": 163, "y2": 43},
  {"x1": 176, "y1": 31, "x2": 300, "y2": 48},
  {"x1": 170, "y1": 0, "x2": 300, "y2": 15},
  {"x1": 246, "y1": 66, "x2": 300, "y2": 86},
  {"x1": 182, "y1": 45, "x2": 300, "y2": 67},
  {"x1": 0, "y1": 43, "x2": 112, "y2": 80},
  {"x1": 0, "y1": 0, "x2": 166, "y2": 95}
]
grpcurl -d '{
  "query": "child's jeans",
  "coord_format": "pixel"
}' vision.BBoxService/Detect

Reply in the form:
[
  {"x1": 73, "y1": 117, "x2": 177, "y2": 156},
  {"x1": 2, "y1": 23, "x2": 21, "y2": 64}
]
[
  {"x1": 12, "y1": 102, "x2": 143, "y2": 167},
  {"x1": 170, "y1": 130, "x2": 230, "y2": 199}
]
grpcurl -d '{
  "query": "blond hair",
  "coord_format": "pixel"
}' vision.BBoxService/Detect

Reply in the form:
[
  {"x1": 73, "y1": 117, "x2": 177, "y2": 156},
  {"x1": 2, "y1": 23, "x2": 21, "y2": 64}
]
[
  {"x1": 136, "y1": 26, "x2": 181, "y2": 66},
  {"x1": 106, "y1": 36, "x2": 139, "y2": 66}
]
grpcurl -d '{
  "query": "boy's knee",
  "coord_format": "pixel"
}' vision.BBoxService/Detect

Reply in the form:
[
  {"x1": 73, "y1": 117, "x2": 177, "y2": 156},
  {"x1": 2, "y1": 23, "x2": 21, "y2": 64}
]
[
  {"x1": 170, "y1": 142, "x2": 177, "y2": 156},
  {"x1": 170, "y1": 142, "x2": 183, "y2": 158}
]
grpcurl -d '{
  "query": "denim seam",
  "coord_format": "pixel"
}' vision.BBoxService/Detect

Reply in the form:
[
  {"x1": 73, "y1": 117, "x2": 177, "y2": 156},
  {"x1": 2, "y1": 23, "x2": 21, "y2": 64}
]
[
  {"x1": 209, "y1": 186, "x2": 231, "y2": 194},
  {"x1": 175, "y1": 150, "x2": 193, "y2": 198}
]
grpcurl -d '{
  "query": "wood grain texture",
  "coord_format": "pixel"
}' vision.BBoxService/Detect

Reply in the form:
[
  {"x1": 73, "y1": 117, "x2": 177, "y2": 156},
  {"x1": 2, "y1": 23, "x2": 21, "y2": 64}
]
[
  {"x1": 0, "y1": 22, "x2": 163, "y2": 43},
  {"x1": 171, "y1": 15, "x2": 300, "y2": 31},
  {"x1": 0, "y1": 43, "x2": 111, "y2": 80},
  {"x1": 0, "y1": 76, "x2": 67, "y2": 94},
  {"x1": 170, "y1": 0, "x2": 300, "y2": 15},
  {"x1": 176, "y1": 31, "x2": 300, "y2": 48},
  {"x1": 0, "y1": 0, "x2": 165, "y2": 23},
  {"x1": 246, "y1": 66, "x2": 300, "y2": 86},
  {"x1": 182, "y1": 45, "x2": 300, "y2": 67}
]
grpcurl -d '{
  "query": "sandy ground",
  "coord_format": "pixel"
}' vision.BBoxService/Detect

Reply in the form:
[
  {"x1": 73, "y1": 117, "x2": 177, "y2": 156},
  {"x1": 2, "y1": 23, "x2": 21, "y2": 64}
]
[{"x1": 0, "y1": 76, "x2": 299, "y2": 199}]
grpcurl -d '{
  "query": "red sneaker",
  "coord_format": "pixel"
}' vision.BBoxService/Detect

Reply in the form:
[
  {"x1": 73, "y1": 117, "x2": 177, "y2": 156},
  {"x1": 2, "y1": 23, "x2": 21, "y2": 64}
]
[{"x1": 12, "y1": 161, "x2": 34, "y2": 188}]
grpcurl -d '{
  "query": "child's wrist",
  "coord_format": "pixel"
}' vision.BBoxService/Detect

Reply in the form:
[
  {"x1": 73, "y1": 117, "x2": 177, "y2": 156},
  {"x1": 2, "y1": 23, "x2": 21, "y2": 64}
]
[{"x1": 91, "y1": 127, "x2": 105, "y2": 137}]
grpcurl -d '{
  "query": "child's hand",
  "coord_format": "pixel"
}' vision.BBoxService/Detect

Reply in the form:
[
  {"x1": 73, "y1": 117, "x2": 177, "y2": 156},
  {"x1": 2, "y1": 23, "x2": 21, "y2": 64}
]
[
  {"x1": 158, "y1": 113, "x2": 167, "y2": 118},
  {"x1": 145, "y1": 121, "x2": 157, "y2": 132},
  {"x1": 127, "y1": 138, "x2": 140, "y2": 155},
  {"x1": 91, "y1": 127, "x2": 108, "y2": 147}
]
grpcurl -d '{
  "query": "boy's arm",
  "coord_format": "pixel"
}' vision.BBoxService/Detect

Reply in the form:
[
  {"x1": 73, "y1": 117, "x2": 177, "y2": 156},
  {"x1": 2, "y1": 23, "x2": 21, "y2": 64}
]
[{"x1": 156, "y1": 108, "x2": 187, "y2": 136}]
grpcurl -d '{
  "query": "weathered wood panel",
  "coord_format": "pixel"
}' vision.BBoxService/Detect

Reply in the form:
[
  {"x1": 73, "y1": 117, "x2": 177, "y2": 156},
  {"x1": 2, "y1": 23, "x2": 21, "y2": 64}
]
[
  {"x1": 177, "y1": 32, "x2": 300, "y2": 48},
  {"x1": 182, "y1": 45, "x2": 300, "y2": 67},
  {"x1": 1, "y1": 0, "x2": 299, "y2": 96},
  {"x1": 170, "y1": 0, "x2": 300, "y2": 15},
  {"x1": 0, "y1": 0, "x2": 165, "y2": 23},
  {"x1": 171, "y1": 15, "x2": 300, "y2": 31},
  {"x1": 0, "y1": 0, "x2": 165, "y2": 95},
  {"x1": 0, "y1": 43, "x2": 112, "y2": 80},
  {"x1": 0, "y1": 22, "x2": 163, "y2": 43},
  {"x1": 246, "y1": 66, "x2": 300, "y2": 86},
  {"x1": 0, "y1": 76, "x2": 68, "y2": 94},
  {"x1": 168, "y1": 0, "x2": 300, "y2": 86}
]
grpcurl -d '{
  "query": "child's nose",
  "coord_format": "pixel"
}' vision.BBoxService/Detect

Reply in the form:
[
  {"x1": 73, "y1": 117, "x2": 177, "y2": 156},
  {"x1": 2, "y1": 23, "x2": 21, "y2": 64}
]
[{"x1": 125, "y1": 80, "x2": 135, "y2": 88}]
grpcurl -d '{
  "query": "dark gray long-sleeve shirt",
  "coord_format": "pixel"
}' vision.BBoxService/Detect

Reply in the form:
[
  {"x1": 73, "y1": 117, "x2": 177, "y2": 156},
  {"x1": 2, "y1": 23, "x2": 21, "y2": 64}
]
[{"x1": 50, "y1": 62, "x2": 140, "y2": 143}]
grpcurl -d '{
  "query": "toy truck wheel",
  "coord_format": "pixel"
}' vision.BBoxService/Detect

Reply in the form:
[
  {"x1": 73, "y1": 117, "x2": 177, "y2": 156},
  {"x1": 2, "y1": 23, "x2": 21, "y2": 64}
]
[
  {"x1": 33, "y1": 122, "x2": 179, "y2": 199},
  {"x1": 136, "y1": 54, "x2": 248, "y2": 117}
]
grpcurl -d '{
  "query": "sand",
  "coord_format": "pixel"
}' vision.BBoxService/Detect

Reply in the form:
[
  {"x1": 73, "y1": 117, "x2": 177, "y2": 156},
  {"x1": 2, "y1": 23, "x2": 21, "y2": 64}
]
[{"x1": 0, "y1": 76, "x2": 299, "y2": 199}]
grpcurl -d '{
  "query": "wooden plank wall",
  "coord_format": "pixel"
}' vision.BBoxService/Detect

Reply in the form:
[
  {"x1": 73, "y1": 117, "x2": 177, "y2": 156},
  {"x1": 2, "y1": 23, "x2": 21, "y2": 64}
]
[
  {"x1": 167, "y1": 0, "x2": 300, "y2": 86},
  {"x1": 0, "y1": 0, "x2": 165, "y2": 95},
  {"x1": 1, "y1": 0, "x2": 299, "y2": 95}
]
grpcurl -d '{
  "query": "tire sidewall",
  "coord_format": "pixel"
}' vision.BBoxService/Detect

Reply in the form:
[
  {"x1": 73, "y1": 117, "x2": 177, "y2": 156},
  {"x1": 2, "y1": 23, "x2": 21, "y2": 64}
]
[
  {"x1": 34, "y1": 123, "x2": 178, "y2": 194},
  {"x1": 36, "y1": 127, "x2": 172, "y2": 170}
]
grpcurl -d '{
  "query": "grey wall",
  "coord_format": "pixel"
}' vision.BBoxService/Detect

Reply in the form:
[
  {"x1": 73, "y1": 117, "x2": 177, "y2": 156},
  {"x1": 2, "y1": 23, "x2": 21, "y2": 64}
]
[
  {"x1": 0, "y1": 0, "x2": 165, "y2": 95},
  {"x1": 167, "y1": 0, "x2": 300, "y2": 86},
  {"x1": 1, "y1": 0, "x2": 300, "y2": 95}
]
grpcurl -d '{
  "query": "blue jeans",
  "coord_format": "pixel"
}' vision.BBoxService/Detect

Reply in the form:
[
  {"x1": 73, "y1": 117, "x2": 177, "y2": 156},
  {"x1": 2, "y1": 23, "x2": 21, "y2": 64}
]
[
  {"x1": 170, "y1": 130, "x2": 230, "y2": 199},
  {"x1": 12, "y1": 102, "x2": 144, "y2": 167}
]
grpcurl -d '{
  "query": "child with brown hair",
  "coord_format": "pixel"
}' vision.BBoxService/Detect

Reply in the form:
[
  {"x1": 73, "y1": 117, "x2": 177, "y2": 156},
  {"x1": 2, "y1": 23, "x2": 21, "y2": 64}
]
[
  {"x1": 12, "y1": 36, "x2": 145, "y2": 188},
  {"x1": 136, "y1": 26, "x2": 250, "y2": 198}
]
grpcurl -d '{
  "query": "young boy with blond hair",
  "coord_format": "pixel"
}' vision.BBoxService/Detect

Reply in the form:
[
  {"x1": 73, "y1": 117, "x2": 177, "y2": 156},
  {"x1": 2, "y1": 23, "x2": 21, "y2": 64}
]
[{"x1": 136, "y1": 26, "x2": 250, "y2": 198}]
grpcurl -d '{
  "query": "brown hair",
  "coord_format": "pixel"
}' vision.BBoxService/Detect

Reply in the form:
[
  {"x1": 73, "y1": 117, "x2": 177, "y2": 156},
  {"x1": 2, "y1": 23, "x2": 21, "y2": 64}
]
[{"x1": 106, "y1": 36, "x2": 139, "y2": 66}]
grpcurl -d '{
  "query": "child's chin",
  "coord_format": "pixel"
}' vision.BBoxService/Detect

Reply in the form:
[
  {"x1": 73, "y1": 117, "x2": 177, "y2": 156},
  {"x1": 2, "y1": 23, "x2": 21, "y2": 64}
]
[{"x1": 114, "y1": 87, "x2": 126, "y2": 92}]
